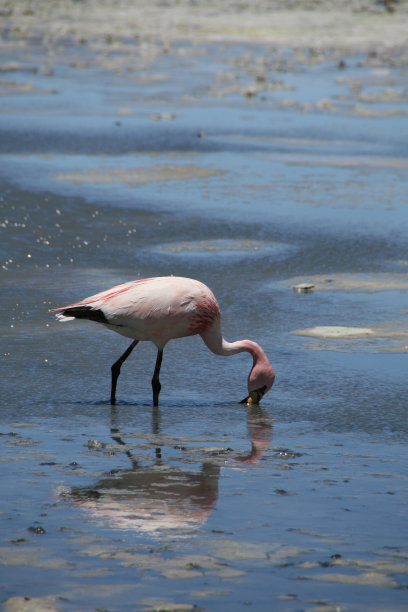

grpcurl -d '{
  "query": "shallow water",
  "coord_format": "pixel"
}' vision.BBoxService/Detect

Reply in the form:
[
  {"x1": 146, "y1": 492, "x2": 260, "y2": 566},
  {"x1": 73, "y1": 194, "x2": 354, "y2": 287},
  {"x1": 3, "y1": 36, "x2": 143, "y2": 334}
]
[{"x1": 1, "y1": 32, "x2": 407, "y2": 612}]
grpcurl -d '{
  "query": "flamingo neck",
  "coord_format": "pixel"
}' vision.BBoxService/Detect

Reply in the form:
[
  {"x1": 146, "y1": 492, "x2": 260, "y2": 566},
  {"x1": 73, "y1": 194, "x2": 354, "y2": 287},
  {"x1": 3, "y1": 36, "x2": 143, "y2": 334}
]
[
  {"x1": 219, "y1": 338, "x2": 263, "y2": 361},
  {"x1": 201, "y1": 321, "x2": 274, "y2": 395},
  {"x1": 201, "y1": 323, "x2": 266, "y2": 365}
]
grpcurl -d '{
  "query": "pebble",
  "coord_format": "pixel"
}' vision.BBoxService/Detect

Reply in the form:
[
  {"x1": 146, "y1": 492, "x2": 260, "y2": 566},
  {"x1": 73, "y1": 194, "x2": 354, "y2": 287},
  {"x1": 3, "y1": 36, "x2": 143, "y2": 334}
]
[{"x1": 293, "y1": 283, "x2": 315, "y2": 293}]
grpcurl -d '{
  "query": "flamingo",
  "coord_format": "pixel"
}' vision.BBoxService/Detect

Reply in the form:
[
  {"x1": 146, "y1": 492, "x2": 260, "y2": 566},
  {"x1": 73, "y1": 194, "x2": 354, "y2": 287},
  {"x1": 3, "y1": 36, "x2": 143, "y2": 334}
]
[{"x1": 52, "y1": 276, "x2": 275, "y2": 406}]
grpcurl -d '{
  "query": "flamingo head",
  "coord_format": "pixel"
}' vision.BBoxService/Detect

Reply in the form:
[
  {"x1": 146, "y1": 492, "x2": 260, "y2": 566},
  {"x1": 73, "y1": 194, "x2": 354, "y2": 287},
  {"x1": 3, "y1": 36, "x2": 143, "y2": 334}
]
[{"x1": 241, "y1": 362, "x2": 276, "y2": 405}]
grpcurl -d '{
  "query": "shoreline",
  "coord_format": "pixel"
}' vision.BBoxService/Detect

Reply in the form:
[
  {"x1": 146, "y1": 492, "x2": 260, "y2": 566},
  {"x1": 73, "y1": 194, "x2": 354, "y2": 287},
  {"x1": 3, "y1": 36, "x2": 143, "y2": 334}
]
[{"x1": 2, "y1": 1, "x2": 408, "y2": 56}]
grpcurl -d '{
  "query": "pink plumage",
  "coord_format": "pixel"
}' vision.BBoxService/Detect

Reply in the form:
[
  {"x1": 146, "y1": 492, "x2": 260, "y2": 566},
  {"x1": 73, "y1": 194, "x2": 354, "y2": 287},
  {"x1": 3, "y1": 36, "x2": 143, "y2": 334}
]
[{"x1": 53, "y1": 276, "x2": 275, "y2": 406}]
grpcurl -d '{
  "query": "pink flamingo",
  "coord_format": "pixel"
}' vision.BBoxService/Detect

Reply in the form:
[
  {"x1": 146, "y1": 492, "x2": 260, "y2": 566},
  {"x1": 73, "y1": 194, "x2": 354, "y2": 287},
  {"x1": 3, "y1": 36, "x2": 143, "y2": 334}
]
[{"x1": 53, "y1": 276, "x2": 275, "y2": 406}]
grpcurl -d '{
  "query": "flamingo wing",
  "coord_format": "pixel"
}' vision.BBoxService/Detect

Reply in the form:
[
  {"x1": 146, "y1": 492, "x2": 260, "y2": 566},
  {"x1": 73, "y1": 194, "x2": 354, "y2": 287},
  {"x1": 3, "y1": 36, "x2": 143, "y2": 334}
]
[{"x1": 53, "y1": 276, "x2": 220, "y2": 346}]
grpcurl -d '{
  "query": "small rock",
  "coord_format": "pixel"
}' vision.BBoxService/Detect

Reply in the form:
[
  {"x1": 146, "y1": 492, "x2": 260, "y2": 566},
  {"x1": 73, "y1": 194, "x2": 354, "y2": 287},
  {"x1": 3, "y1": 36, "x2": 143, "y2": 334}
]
[
  {"x1": 293, "y1": 283, "x2": 315, "y2": 294},
  {"x1": 28, "y1": 525, "x2": 46, "y2": 535},
  {"x1": 149, "y1": 113, "x2": 176, "y2": 121},
  {"x1": 86, "y1": 439, "x2": 106, "y2": 450},
  {"x1": 242, "y1": 86, "x2": 257, "y2": 98},
  {"x1": 40, "y1": 66, "x2": 54, "y2": 76}
]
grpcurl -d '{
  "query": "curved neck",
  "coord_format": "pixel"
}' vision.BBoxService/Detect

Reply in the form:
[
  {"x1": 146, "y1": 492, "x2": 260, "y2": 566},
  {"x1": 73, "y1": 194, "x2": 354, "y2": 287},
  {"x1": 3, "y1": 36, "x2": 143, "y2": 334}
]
[
  {"x1": 201, "y1": 322, "x2": 266, "y2": 364},
  {"x1": 201, "y1": 320, "x2": 275, "y2": 396},
  {"x1": 219, "y1": 338, "x2": 262, "y2": 361}
]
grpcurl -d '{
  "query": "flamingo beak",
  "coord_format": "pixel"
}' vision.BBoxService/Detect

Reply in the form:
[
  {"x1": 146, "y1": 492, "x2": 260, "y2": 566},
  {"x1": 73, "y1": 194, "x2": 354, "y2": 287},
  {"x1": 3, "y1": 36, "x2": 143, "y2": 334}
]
[{"x1": 239, "y1": 386, "x2": 267, "y2": 406}]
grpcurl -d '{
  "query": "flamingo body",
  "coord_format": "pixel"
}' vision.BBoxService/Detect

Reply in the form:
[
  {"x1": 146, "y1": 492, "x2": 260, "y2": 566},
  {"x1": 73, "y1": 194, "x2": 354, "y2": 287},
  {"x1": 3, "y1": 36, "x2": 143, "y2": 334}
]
[{"x1": 53, "y1": 276, "x2": 275, "y2": 405}]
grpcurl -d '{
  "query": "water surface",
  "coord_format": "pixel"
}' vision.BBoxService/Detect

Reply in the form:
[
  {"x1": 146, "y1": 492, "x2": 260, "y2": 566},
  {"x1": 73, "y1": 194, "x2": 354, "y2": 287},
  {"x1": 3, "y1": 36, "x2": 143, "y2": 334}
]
[{"x1": 1, "y1": 27, "x2": 407, "y2": 612}]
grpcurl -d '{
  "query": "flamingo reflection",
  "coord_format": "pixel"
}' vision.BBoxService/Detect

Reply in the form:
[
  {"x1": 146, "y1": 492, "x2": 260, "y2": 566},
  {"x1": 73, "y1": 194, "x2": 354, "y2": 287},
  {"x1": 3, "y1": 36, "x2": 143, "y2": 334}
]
[
  {"x1": 60, "y1": 406, "x2": 272, "y2": 532},
  {"x1": 237, "y1": 405, "x2": 273, "y2": 465}
]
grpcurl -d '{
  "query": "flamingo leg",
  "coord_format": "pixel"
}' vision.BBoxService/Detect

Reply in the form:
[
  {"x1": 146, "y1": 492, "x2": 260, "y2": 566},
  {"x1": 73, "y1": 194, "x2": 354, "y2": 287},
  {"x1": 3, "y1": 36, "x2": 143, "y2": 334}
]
[
  {"x1": 110, "y1": 340, "x2": 139, "y2": 405},
  {"x1": 152, "y1": 349, "x2": 163, "y2": 407}
]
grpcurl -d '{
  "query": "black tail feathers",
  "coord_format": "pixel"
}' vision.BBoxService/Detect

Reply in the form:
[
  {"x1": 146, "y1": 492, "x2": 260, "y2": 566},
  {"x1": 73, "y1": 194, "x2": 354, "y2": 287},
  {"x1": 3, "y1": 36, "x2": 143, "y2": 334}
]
[{"x1": 59, "y1": 306, "x2": 108, "y2": 324}]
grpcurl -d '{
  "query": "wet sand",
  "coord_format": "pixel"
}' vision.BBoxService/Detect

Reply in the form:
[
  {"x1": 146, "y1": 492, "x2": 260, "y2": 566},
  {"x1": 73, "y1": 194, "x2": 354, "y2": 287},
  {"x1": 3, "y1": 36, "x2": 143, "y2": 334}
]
[
  {"x1": 3, "y1": 0, "x2": 408, "y2": 50},
  {"x1": 1, "y1": 2, "x2": 408, "y2": 611}
]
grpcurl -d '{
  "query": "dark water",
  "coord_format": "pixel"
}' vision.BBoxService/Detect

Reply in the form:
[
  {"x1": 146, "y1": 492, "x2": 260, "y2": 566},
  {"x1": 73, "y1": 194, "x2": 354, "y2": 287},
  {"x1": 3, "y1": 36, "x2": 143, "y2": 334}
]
[{"x1": 1, "y1": 39, "x2": 407, "y2": 611}]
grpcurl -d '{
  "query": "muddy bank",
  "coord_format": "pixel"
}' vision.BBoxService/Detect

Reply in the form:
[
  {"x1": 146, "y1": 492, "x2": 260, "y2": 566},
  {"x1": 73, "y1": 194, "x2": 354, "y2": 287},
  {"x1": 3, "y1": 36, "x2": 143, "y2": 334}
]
[{"x1": 2, "y1": 0, "x2": 408, "y2": 56}]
